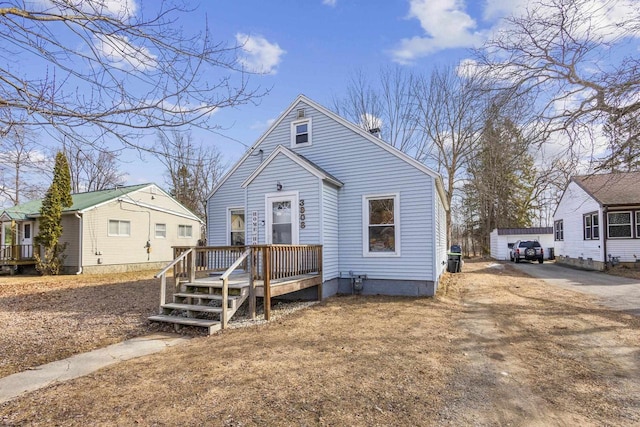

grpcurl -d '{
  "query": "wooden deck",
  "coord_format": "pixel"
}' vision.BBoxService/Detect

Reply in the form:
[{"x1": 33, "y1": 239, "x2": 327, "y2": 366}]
[
  {"x1": 151, "y1": 245, "x2": 323, "y2": 334},
  {"x1": 200, "y1": 271, "x2": 322, "y2": 298}
]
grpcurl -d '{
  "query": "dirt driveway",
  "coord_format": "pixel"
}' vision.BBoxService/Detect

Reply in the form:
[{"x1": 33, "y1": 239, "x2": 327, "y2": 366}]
[
  {"x1": 1, "y1": 261, "x2": 640, "y2": 426},
  {"x1": 511, "y1": 261, "x2": 640, "y2": 315}
]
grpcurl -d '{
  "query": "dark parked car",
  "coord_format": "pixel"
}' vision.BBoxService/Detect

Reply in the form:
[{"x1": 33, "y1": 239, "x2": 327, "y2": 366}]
[{"x1": 510, "y1": 240, "x2": 544, "y2": 264}]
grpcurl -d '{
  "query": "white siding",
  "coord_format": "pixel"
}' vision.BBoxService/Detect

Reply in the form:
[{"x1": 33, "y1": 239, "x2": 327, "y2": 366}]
[
  {"x1": 490, "y1": 232, "x2": 555, "y2": 260},
  {"x1": 606, "y1": 239, "x2": 640, "y2": 262},
  {"x1": 554, "y1": 181, "x2": 603, "y2": 261},
  {"x1": 208, "y1": 99, "x2": 440, "y2": 282},
  {"x1": 322, "y1": 181, "x2": 339, "y2": 281},
  {"x1": 434, "y1": 186, "x2": 448, "y2": 280},
  {"x1": 246, "y1": 153, "x2": 320, "y2": 245}
]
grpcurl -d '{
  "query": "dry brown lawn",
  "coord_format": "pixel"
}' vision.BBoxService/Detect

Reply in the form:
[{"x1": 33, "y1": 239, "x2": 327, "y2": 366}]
[{"x1": 1, "y1": 261, "x2": 640, "y2": 426}]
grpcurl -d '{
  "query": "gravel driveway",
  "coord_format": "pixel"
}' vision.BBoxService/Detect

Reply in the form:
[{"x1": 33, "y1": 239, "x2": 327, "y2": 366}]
[{"x1": 510, "y1": 261, "x2": 640, "y2": 315}]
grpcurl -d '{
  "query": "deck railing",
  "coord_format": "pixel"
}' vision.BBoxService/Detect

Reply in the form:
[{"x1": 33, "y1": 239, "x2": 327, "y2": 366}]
[
  {"x1": 0, "y1": 244, "x2": 35, "y2": 263},
  {"x1": 155, "y1": 244, "x2": 323, "y2": 324}
]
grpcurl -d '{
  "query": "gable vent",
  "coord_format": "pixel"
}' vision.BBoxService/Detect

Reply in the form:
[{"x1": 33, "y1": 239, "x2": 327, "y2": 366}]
[{"x1": 297, "y1": 108, "x2": 305, "y2": 119}]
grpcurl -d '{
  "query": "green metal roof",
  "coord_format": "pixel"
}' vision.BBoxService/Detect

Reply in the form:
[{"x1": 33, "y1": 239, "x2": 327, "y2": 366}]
[{"x1": 0, "y1": 184, "x2": 151, "y2": 221}]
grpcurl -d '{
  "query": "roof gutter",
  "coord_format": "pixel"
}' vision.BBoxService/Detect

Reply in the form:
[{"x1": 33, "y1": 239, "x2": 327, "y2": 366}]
[{"x1": 75, "y1": 212, "x2": 83, "y2": 275}]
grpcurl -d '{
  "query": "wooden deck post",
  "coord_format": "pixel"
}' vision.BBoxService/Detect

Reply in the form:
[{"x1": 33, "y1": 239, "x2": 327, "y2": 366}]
[
  {"x1": 264, "y1": 245, "x2": 271, "y2": 321},
  {"x1": 159, "y1": 274, "x2": 166, "y2": 314},
  {"x1": 249, "y1": 246, "x2": 256, "y2": 320},
  {"x1": 221, "y1": 276, "x2": 228, "y2": 329},
  {"x1": 317, "y1": 245, "x2": 323, "y2": 301},
  {"x1": 189, "y1": 248, "x2": 196, "y2": 283}
]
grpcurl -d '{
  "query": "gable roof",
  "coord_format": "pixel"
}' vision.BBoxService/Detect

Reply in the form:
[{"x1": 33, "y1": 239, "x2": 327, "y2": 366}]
[
  {"x1": 241, "y1": 145, "x2": 344, "y2": 188},
  {"x1": 208, "y1": 94, "x2": 449, "y2": 210},
  {"x1": 1, "y1": 184, "x2": 150, "y2": 221},
  {"x1": 572, "y1": 171, "x2": 640, "y2": 206}
]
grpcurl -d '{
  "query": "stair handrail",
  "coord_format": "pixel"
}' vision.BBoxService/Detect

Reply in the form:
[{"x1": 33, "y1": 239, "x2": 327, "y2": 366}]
[
  {"x1": 219, "y1": 248, "x2": 251, "y2": 329},
  {"x1": 154, "y1": 247, "x2": 194, "y2": 313}
]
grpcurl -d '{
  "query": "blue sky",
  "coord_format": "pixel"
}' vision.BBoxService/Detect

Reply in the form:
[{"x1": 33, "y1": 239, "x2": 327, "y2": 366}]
[{"x1": 124, "y1": 0, "x2": 521, "y2": 186}]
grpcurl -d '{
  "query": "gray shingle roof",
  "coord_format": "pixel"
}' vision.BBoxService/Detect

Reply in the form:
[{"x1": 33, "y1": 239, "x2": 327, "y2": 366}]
[{"x1": 573, "y1": 171, "x2": 640, "y2": 206}]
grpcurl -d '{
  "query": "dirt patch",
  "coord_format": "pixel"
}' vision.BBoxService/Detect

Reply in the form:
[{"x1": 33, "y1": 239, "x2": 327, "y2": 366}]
[{"x1": 1, "y1": 261, "x2": 640, "y2": 426}]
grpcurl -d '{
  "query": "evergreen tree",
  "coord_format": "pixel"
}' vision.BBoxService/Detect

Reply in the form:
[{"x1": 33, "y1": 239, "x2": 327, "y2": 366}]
[{"x1": 35, "y1": 152, "x2": 73, "y2": 275}]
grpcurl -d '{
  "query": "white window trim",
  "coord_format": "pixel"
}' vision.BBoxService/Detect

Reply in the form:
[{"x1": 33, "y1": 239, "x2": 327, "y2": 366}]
[
  {"x1": 583, "y1": 212, "x2": 599, "y2": 240},
  {"x1": 554, "y1": 220, "x2": 563, "y2": 241},
  {"x1": 265, "y1": 191, "x2": 299, "y2": 245},
  {"x1": 362, "y1": 193, "x2": 401, "y2": 258},
  {"x1": 108, "y1": 219, "x2": 131, "y2": 237},
  {"x1": 178, "y1": 224, "x2": 193, "y2": 239},
  {"x1": 290, "y1": 117, "x2": 312, "y2": 148},
  {"x1": 607, "y1": 211, "x2": 632, "y2": 239},
  {"x1": 636, "y1": 211, "x2": 640, "y2": 238},
  {"x1": 154, "y1": 223, "x2": 167, "y2": 239},
  {"x1": 227, "y1": 206, "x2": 246, "y2": 246}
]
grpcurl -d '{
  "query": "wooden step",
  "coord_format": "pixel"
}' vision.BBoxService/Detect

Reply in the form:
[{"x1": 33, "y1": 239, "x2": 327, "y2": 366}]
[
  {"x1": 173, "y1": 292, "x2": 240, "y2": 309},
  {"x1": 188, "y1": 280, "x2": 249, "y2": 289},
  {"x1": 148, "y1": 315, "x2": 221, "y2": 334},
  {"x1": 174, "y1": 292, "x2": 242, "y2": 301},
  {"x1": 162, "y1": 303, "x2": 223, "y2": 314}
]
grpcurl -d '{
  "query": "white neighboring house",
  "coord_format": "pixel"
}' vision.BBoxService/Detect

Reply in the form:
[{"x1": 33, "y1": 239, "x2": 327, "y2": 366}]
[
  {"x1": 553, "y1": 171, "x2": 640, "y2": 271},
  {"x1": 0, "y1": 183, "x2": 203, "y2": 274},
  {"x1": 206, "y1": 94, "x2": 449, "y2": 297},
  {"x1": 489, "y1": 228, "x2": 554, "y2": 261}
]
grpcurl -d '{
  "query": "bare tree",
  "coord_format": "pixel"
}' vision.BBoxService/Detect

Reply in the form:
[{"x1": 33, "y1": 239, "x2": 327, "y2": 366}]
[
  {"x1": 62, "y1": 143, "x2": 126, "y2": 193},
  {"x1": 154, "y1": 130, "x2": 226, "y2": 220},
  {"x1": 0, "y1": 125, "x2": 48, "y2": 206},
  {"x1": 413, "y1": 66, "x2": 486, "y2": 241},
  {"x1": 332, "y1": 67, "x2": 424, "y2": 155},
  {"x1": 475, "y1": 0, "x2": 640, "y2": 165},
  {"x1": 0, "y1": 1, "x2": 265, "y2": 152}
]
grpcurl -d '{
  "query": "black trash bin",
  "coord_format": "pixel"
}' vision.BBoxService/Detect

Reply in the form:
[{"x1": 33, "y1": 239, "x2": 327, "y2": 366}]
[{"x1": 447, "y1": 245, "x2": 462, "y2": 273}]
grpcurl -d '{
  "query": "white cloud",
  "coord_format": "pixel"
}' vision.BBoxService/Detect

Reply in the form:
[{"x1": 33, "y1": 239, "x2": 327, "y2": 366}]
[
  {"x1": 236, "y1": 33, "x2": 286, "y2": 74},
  {"x1": 32, "y1": 0, "x2": 138, "y2": 19},
  {"x1": 482, "y1": 0, "x2": 525, "y2": 21},
  {"x1": 322, "y1": 0, "x2": 337, "y2": 6},
  {"x1": 391, "y1": 0, "x2": 484, "y2": 63},
  {"x1": 95, "y1": 33, "x2": 157, "y2": 71}
]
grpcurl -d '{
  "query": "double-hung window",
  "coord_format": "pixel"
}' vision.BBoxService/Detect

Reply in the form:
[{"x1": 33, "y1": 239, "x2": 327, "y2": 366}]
[
  {"x1": 155, "y1": 223, "x2": 166, "y2": 239},
  {"x1": 554, "y1": 220, "x2": 564, "y2": 241},
  {"x1": 583, "y1": 212, "x2": 599, "y2": 240},
  {"x1": 607, "y1": 211, "x2": 632, "y2": 238},
  {"x1": 637, "y1": 212, "x2": 640, "y2": 238},
  {"x1": 229, "y1": 209, "x2": 245, "y2": 246},
  {"x1": 108, "y1": 220, "x2": 130, "y2": 237},
  {"x1": 178, "y1": 224, "x2": 193, "y2": 238},
  {"x1": 291, "y1": 118, "x2": 312, "y2": 148},
  {"x1": 363, "y1": 194, "x2": 399, "y2": 256}
]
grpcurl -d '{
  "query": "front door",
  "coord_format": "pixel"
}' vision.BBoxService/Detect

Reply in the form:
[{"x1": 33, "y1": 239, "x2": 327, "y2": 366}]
[
  {"x1": 266, "y1": 193, "x2": 299, "y2": 245},
  {"x1": 21, "y1": 222, "x2": 33, "y2": 258}
]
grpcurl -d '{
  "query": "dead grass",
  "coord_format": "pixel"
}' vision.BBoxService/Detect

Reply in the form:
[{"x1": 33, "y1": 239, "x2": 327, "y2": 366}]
[
  {"x1": 0, "y1": 271, "x2": 164, "y2": 377},
  {"x1": 1, "y1": 261, "x2": 640, "y2": 426}
]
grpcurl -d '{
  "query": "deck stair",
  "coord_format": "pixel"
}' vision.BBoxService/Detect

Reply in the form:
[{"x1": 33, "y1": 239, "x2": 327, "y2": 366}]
[
  {"x1": 149, "y1": 273, "x2": 250, "y2": 334},
  {"x1": 150, "y1": 245, "x2": 323, "y2": 335}
]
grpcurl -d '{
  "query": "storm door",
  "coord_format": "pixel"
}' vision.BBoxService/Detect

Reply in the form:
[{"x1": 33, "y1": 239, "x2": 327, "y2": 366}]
[{"x1": 265, "y1": 193, "x2": 299, "y2": 245}]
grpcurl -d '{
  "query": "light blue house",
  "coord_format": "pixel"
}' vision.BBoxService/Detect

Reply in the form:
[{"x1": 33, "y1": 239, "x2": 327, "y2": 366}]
[{"x1": 206, "y1": 95, "x2": 449, "y2": 297}]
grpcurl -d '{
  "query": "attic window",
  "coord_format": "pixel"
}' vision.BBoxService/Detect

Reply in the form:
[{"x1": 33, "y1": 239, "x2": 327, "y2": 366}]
[{"x1": 291, "y1": 118, "x2": 312, "y2": 148}]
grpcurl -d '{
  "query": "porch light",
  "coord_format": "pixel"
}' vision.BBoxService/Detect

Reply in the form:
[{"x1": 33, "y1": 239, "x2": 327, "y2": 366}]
[{"x1": 276, "y1": 181, "x2": 283, "y2": 191}]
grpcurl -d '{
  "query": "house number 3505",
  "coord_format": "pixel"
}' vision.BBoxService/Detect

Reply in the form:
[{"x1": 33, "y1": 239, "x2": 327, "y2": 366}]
[{"x1": 299, "y1": 200, "x2": 306, "y2": 229}]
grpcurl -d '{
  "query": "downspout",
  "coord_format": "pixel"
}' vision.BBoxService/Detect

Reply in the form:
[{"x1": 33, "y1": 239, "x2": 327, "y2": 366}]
[
  {"x1": 602, "y1": 205, "x2": 608, "y2": 270},
  {"x1": 75, "y1": 212, "x2": 83, "y2": 275}
]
